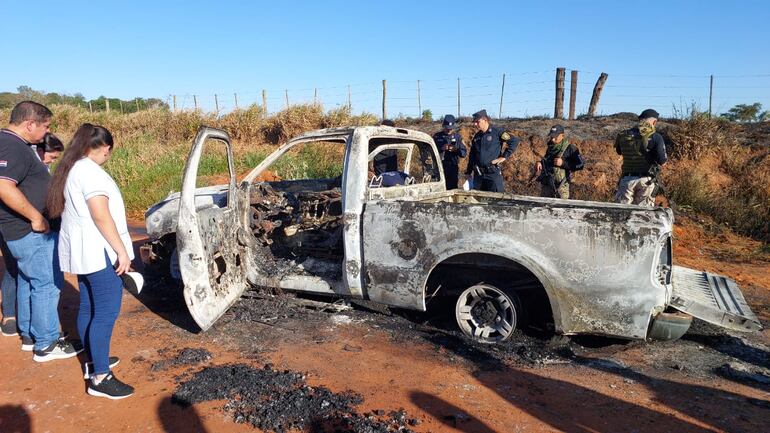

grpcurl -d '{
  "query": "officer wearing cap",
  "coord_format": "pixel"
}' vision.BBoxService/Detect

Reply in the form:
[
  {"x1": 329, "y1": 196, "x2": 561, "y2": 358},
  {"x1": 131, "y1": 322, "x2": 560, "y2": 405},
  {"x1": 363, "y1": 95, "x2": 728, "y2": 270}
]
[
  {"x1": 614, "y1": 108, "x2": 668, "y2": 206},
  {"x1": 432, "y1": 114, "x2": 467, "y2": 190},
  {"x1": 465, "y1": 109, "x2": 518, "y2": 192},
  {"x1": 533, "y1": 125, "x2": 584, "y2": 199}
]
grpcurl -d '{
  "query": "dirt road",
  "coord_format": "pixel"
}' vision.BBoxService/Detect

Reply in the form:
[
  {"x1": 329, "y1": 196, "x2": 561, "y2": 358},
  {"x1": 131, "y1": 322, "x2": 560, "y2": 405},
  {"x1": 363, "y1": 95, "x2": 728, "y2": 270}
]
[{"x1": 0, "y1": 217, "x2": 768, "y2": 433}]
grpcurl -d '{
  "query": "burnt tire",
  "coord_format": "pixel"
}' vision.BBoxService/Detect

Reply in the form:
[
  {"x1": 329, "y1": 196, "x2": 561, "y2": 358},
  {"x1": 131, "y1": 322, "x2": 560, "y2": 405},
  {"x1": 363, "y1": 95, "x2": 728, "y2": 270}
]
[{"x1": 454, "y1": 283, "x2": 521, "y2": 343}]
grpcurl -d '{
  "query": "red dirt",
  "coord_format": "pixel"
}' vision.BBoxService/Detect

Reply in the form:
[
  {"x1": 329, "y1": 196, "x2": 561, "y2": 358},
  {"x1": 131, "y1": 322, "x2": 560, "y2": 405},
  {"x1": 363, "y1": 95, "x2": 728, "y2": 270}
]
[{"x1": 0, "y1": 218, "x2": 768, "y2": 433}]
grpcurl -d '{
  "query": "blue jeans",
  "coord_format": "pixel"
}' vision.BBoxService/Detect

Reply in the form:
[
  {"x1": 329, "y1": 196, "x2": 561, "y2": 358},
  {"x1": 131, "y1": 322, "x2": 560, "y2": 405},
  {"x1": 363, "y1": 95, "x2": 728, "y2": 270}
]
[
  {"x1": 1, "y1": 234, "x2": 18, "y2": 319},
  {"x1": 6, "y1": 231, "x2": 63, "y2": 350},
  {"x1": 77, "y1": 252, "x2": 123, "y2": 375}
]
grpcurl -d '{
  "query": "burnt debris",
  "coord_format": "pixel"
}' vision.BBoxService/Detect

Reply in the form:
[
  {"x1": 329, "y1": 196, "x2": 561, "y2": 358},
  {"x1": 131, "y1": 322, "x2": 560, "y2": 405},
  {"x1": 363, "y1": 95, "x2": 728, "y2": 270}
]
[
  {"x1": 152, "y1": 347, "x2": 213, "y2": 371},
  {"x1": 173, "y1": 363, "x2": 419, "y2": 433}
]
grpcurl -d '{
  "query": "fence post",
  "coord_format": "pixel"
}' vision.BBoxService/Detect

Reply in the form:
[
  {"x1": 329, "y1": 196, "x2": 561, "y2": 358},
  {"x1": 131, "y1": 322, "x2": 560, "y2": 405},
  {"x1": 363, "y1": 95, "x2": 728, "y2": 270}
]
[
  {"x1": 106, "y1": 98, "x2": 110, "y2": 113},
  {"x1": 456, "y1": 77, "x2": 460, "y2": 118},
  {"x1": 89, "y1": 101, "x2": 93, "y2": 113},
  {"x1": 135, "y1": 98, "x2": 140, "y2": 111},
  {"x1": 214, "y1": 94, "x2": 219, "y2": 115},
  {"x1": 417, "y1": 80, "x2": 421, "y2": 117},
  {"x1": 234, "y1": 93, "x2": 239, "y2": 109},
  {"x1": 708, "y1": 75, "x2": 714, "y2": 117},
  {"x1": 119, "y1": 100, "x2": 124, "y2": 114},
  {"x1": 587, "y1": 73, "x2": 608, "y2": 118},
  {"x1": 382, "y1": 79, "x2": 387, "y2": 120},
  {"x1": 262, "y1": 89, "x2": 267, "y2": 113},
  {"x1": 347, "y1": 85, "x2": 351, "y2": 110},
  {"x1": 498, "y1": 73, "x2": 506, "y2": 118},
  {"x1": 313, "y1": 88, "x2": 317, "y2": 106},
  {"x1": 193, "y1": 95, "x2": 198, "y2": 110},
  {"x1": 554, "y1": 67, "x2": 565, "y2": 119},
  {"x1": 569, "y1": 70, "x2": 578, "y2": 120},
  {"x1": 172, "y1": 95, "x2": 176, "y2": 112},
  {"x1": 284, "y1": 89, "x2": 289, "y2": 109}
]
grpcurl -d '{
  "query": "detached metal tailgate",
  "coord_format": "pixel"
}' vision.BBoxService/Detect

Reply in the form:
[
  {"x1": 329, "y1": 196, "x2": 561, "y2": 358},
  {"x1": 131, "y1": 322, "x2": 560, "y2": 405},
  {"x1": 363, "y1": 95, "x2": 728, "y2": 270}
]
[{"x1": 670, "y1": 266, "x2": 762, "y2": 332}]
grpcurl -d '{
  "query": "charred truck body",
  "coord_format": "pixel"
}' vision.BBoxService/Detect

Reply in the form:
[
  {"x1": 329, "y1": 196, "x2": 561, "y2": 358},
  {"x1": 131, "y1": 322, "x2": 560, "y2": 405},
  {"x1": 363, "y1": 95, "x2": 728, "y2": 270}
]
[{"x1": 141, "y1": 126, "x2": 761, "y2": 343}]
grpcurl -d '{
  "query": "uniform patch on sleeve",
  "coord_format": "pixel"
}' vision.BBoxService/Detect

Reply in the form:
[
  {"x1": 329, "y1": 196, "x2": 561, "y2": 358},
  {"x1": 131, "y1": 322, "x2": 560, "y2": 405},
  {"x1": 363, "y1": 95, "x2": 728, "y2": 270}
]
[{"x1": 500, "y1": 131, "x2": 511, "y2": 141}]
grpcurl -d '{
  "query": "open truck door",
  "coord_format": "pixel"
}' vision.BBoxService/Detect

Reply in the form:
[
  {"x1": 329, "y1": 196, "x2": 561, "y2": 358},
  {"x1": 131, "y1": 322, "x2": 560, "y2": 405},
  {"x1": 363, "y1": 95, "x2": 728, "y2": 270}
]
[
  {"x1": 670, "y1": 265, "x2": 762, "y2": 333},
  {"x1": 177, "y1": 127, "x2": 247, "y2": 331}
]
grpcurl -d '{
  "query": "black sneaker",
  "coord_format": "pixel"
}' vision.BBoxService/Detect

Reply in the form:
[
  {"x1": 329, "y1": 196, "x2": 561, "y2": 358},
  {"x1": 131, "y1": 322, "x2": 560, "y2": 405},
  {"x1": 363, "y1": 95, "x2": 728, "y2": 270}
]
[
  {"x1": 32, "y1": 340, "x2": 83, "y2": 362},
  {"x1": 83, "y1": 357, "x2": 121, "y2": 379},
  {"x1": 21, "y1": 335, "x2": 34, "y2": 352},
  {"x1": 1, "y1": 318, "x2": 18, "y2": 336},
  {"x1": 87, "y1": 372, "x2": 134, "y2": 399}
]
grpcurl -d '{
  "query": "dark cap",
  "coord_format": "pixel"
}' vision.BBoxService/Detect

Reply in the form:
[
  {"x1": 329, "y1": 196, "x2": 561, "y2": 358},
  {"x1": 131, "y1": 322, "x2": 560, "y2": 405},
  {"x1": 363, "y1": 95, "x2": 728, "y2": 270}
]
[
  {"x1": 547, "y1": 124, "x2": 565, "y2": 137},
  {"x1": 442, "y1": 114, "x2": 456, "y2": 129},
  {"x1": 638, "y1": 109, "x2": 659, "y2": 120},
  {"x1": 381, "y1": 119, "x2": 395, "y2": 126},
  {"x1": 472, "y1": 109, "x2": 489, "y2": 121}
]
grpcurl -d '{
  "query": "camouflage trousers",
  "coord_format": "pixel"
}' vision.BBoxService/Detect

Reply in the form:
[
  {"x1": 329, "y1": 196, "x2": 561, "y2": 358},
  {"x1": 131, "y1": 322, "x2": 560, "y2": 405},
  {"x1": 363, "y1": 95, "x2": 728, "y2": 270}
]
[
  {"x1": 540, "y1": 182, "x2": 570, "y2": 199},
  {"x1": 615, "y1": 175, "x2": 655, "y2": 206}
]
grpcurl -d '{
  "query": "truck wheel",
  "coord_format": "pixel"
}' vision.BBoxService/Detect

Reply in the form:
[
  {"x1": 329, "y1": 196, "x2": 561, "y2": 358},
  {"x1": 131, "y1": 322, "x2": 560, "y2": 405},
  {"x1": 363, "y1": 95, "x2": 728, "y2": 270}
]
[{"x1": 455, "y1": 283, "x2": 520, "y2": 343}]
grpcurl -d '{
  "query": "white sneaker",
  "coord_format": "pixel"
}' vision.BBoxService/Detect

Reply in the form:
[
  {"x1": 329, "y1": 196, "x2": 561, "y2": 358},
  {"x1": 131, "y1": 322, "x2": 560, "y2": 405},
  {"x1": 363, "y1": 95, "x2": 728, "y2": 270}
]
[{"x1": 33, "y1": 340, "x2": 83, "y2": 362}]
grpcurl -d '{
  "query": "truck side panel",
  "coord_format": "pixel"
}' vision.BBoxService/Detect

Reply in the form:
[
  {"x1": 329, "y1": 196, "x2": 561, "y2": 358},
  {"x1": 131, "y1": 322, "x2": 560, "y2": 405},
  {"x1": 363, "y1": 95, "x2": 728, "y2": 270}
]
[{"x1": 361, "y1": 198, "x2": 673, "y2": 339}]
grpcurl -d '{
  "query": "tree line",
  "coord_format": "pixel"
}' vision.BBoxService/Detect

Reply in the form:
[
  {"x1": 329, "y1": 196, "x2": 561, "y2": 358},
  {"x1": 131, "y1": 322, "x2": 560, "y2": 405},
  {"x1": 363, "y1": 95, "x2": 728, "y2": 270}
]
[{"x1": 0, "y1": 86, "x2": 169, "y2": 113}]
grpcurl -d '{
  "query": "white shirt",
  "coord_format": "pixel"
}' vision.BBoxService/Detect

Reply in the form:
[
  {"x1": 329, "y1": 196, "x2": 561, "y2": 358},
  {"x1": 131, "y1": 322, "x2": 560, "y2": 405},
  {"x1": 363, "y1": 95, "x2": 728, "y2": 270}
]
[{"x1": 58, "y1": 157, "x2": 134, "y2": 274}]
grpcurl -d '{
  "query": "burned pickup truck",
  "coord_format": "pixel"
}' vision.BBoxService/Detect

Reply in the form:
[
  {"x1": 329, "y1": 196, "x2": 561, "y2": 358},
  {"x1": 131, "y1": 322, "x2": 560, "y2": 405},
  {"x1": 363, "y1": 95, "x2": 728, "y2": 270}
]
[{"x1": 141, "y1": 125, "x2": 761, "y2": 343}]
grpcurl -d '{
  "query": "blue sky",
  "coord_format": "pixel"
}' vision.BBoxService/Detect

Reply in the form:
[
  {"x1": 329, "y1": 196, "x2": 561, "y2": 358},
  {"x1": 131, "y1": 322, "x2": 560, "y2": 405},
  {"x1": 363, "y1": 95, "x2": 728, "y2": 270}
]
[{"x1": 2, "y1": 0, "x2": 769, "y2": 117}]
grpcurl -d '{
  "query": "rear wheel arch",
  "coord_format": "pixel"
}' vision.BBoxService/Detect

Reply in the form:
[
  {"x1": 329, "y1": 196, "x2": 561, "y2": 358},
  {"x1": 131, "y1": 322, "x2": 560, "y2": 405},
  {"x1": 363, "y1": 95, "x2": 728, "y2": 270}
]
[{"x1": 422, "y1": 252, "x2": 563, "y2": 332}]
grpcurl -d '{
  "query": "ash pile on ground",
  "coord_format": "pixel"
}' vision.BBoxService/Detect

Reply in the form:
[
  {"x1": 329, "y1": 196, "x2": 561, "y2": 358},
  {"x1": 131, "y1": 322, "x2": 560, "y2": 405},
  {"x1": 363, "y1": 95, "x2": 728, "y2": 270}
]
[
  {"x1": 216, "y1": 289, "x2": 770, "y2": 386},
  {"x1": 152, "y1": 347, "x2": 213, "y2": 371},
  {"x1": 173, "y1": 363, "x2": 420, "y2": 433}
]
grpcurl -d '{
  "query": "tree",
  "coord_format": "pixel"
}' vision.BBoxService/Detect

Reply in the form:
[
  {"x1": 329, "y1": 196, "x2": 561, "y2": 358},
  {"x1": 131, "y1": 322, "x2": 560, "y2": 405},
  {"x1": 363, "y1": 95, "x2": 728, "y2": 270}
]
[{"x1": 720, "y1": 103, "x2": 763, "y2": 122}]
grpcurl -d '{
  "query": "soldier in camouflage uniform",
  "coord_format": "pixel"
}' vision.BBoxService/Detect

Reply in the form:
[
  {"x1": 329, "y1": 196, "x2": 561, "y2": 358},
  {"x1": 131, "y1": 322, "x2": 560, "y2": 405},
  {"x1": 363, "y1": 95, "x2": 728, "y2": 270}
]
[
  {"x1": 614, "y1": 109, "x2": 668, "y2": 206},
  {"x1": 534, "y1": 125, "x2": 584, "y2": 199}
]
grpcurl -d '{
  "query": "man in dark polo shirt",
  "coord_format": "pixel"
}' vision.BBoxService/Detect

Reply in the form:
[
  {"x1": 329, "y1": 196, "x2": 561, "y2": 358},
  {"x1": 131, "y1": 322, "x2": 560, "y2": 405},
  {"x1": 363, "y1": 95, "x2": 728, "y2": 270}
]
[{"x1": 0, "y1": 101, "x2": 79, "y2": 361}]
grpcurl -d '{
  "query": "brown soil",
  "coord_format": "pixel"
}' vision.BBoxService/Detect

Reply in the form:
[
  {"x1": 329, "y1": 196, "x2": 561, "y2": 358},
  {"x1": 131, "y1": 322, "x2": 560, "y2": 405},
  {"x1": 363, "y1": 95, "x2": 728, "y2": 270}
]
[{"x1": 1, "y1": 217, "x2": 768, "y2": 433}]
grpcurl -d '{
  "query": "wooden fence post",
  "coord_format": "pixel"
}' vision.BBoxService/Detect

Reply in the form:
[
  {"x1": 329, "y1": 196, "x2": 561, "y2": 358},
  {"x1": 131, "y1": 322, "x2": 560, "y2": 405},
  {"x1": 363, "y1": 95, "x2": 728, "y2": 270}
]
[
  {"x1": 554, "y1": 67, "x2": 565, "y2": 119},
  {"x1": 284, "y1": 89, "x2": 289, "y2": 109},
  {"x1": 172, "y1": 95, "x2": 176, "y2": 112},
  {"x1": 119, "y1": 100, "x2": 124, "y2": 114},
  {"x1": 569, "y1": 70, "x2": 578, "y2": 120},
  {"x1": 262, "y1": 90, "x2": 267, "y2": 113},
  {"x1": 347, "y1": 85, "x2": 351, "y2": 110},
  {"x1": 234, "y1": 93, "x2": 239, "y2": 109},
  {"x1": 193, "y1": 95, "x2": 198, "y2": 110},
  {"x1": 587, "y1": 73, "x2": 609, "y2": 118},
  {"x1": 382, "y1": 80, "x2": 387, "y2": 120},
  {"x1": 135, "y1": 98, "x2": 140, "y2": 111},
  {"x1": 313, "y1": 88, "x2": 317, "y2": 106},
  {"x1": 214, "y1": 94, "x2": 219, "y2": 115},
  {"x1": 106, "y1": 98, "x2": 110, "y2": 113},
  {"x1": 498, "y1": 73, "x2": 506, "y2": 118},
  {"x1": 708, "y1": 75, "x2": 714, "y2": 117},
  {"x1": 456, "y1": 77, "x2": 460, "y2": 117},
  {"x1": 417, "y1": 80, "x2": 421, "y2": 117},
  {"x1": 89, "y1": 101, "x2": 93, "y2": 113}
]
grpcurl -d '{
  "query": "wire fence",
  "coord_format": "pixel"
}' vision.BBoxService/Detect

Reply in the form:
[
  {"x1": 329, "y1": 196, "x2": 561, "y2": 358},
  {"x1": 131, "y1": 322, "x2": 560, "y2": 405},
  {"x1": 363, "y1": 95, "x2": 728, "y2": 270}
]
[{"x1": 156, "y1": 68, "x2": 770, "y2": 120}]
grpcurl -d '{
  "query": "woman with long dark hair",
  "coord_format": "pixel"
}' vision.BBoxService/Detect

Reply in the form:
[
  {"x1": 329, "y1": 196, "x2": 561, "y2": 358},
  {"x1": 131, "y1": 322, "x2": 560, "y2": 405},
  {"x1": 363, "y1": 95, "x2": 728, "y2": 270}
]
[{"x1": 47, "y1": 123, "x2": 134, "y2": 399}]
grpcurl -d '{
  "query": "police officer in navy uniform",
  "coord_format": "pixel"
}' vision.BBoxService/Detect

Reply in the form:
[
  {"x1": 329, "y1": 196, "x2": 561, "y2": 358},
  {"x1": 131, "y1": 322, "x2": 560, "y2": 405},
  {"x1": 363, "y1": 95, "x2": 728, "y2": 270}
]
[
  {"x1": 465, "y1": 109, "x2": 519, "y2": 192},
  {"x1": 432, "y1": 115, "x2": 467, "y2": 190}
]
